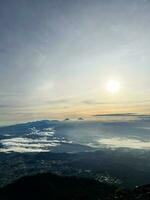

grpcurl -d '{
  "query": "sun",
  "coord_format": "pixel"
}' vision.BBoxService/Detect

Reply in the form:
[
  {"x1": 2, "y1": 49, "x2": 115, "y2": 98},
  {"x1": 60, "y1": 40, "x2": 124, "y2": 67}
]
[{"x1": 106, "y1": 80, "x2": 120, "y2": 94}]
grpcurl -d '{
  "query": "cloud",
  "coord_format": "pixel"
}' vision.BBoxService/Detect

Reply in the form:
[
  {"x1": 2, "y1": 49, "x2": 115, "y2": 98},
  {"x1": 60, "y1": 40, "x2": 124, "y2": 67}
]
[
  {"x1": 98, "y1": 137, "x2": 150, "y2": 150},
  {"x1": 92, "y1": 113, "x2": 150, "y2": 124},
  {"x1": 0, "y1": 105, "x2": 9, "y2": 108},
  {"x1": 0, "y1": 127, "x2": 72, "y2": 153},
  {"x1": 93, "y1": 113, "x2": 137, "y2": 117},
  {"x1": 47, "y1": 99, "x2": 70, "y2": 105},
  {"x1": 81, "y1": 100, "x2": 122, "y2": 105}
]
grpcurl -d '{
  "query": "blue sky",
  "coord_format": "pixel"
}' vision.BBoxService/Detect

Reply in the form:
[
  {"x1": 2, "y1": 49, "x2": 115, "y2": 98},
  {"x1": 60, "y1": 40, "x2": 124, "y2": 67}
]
[{"x1": 0, "y1": 0, "x2": 150, "y2": 124}]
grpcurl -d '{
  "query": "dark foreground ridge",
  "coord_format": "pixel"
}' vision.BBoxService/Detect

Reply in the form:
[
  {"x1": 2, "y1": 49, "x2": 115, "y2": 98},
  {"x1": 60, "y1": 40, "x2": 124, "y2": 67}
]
[
  {"x1": 0, "y1": 173, "x2": 150, "y2": 200},
  {"x1": 0, "y1": 173, "x2": 115, "y2": 200}
]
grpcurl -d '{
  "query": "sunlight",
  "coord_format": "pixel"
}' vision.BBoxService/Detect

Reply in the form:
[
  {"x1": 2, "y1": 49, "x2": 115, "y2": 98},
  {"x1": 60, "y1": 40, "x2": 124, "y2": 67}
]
[{"x1": 106, "y1": 80, "x2": 120, "y2": 94}]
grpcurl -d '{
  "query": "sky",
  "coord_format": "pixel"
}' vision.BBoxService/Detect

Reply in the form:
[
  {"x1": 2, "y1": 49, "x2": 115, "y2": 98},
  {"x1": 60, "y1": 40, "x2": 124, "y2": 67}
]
[{"x1": 0, "y1": 0, "x2": 150, "y2": 124}]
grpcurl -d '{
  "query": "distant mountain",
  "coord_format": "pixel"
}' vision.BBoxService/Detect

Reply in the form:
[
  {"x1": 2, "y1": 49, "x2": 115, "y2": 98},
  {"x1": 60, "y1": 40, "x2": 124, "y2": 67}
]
[
  {"x1": 0, "y1": 119, "x2": 95, "y2": 153},
  {"x1": 0, "y1": 120, "x2": 60, "y2": 136},
  {"x1": 64, "y1": 118, "x2": 70, "y2": 121},
  {"x1": 78, "y1": 117, "x2": 84, "y2": 120},
  {"x1": 0, "y1": 173, "x2": 150, "y2": 200}
]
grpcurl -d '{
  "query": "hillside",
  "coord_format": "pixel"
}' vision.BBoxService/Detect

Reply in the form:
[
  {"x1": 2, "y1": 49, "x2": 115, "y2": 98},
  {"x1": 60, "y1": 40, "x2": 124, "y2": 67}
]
[
  {"x1": 0, "y1": 173, "x2": 150, "y2": 200},
  {"x1": 0, "y1": 173, "x2": 116, "y2": 200}
]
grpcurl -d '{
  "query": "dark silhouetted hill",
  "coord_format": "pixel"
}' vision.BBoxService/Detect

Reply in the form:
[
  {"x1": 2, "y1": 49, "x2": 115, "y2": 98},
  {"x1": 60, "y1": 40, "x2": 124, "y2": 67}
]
[
  {"x1": 0, "y1": 173, "x2": 116, "y2": 200},
  {"x1": 0, "y1": 173, "x2": 150, "y2": 200}
]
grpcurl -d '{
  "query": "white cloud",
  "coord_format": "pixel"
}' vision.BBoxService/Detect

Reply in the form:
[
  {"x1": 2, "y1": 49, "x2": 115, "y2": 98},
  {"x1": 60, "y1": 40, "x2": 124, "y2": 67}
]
[{"x1": 99, "y1": 137, "x2": 150, "y2": 149}]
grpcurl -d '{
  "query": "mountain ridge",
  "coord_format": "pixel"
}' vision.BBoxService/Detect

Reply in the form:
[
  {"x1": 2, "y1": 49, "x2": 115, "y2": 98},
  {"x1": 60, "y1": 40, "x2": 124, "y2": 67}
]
[{"x1": 0, "y1": 172, "x2": 150, "y2": 200}]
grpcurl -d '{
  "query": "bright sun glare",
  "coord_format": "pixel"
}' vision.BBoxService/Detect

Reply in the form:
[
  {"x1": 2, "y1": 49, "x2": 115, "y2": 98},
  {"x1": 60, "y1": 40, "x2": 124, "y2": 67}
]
[{"x1": 106, "y1": 80, "x2": 120, "y2": 94}]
